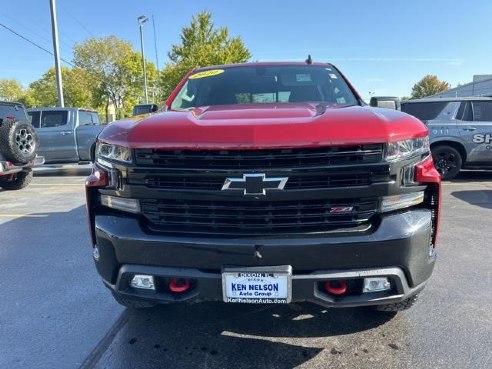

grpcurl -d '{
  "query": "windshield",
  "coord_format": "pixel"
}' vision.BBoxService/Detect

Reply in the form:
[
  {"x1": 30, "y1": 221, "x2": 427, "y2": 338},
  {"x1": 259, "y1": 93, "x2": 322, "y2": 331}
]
[{"x1": 170, "y1": 65, "x2": 359, "y2": 110}]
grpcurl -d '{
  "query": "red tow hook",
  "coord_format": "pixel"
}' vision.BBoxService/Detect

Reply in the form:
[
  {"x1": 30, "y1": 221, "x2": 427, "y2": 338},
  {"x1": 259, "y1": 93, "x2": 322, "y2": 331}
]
[
  {"x1": 169, "y1": 278, "x2": 191, "y2": 293},
  {"x1": 324, "y1": 280, "x2": 348, "y2": 295}
]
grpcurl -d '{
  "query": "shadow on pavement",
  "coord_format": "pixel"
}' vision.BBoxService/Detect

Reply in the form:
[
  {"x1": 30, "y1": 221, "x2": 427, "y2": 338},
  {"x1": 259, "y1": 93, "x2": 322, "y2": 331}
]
[
  {"x1": 450, "y1": 169, "x2": 492, "y2": 182},
  {"x1": 450, "y1": 190, "x2": 492, "y2": 209},
  {"x1": 0, "y1": 206, "x2": 123, "y2": 369},
  {"x1": 89, "y1": 302, "x2": 396, "y2": 369}
]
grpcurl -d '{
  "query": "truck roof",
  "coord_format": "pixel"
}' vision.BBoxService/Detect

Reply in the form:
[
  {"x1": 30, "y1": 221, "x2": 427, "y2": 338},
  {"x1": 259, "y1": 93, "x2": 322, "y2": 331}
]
[
  {"x1": 193, "y1": 61, "x2": 335, "y2": 72},
  {"x1": 26, "y1": 107, "x2": 98, "y2": 113}
]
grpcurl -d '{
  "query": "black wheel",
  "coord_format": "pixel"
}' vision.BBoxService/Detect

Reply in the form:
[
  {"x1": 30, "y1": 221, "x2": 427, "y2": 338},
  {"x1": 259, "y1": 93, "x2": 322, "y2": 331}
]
[
  {"x1": 0, "y1": 170, "x2": 33, "y2": 190},
  {"x1": 110, "y1": 290, "x2": 156, "y2": 309},
  {"x1": 373, "y1": 294, "x2": 418, "y2": 312},
  {"x1": 0, "y1": 120, "x2": 39, "y2": 163},
  {"x1": 432, "y1": 145, "x2": 462, "y2": 180}
]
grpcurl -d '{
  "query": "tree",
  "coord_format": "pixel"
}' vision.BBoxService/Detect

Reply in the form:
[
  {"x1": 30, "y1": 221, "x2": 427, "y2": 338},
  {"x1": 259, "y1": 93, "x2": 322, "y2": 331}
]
[
  {"x1": 27, "y1": 67, "x2": 94, "y2": 108},
  {"x1": 73, "y1": 36, "x2": 158, "y2": 119},
  {"x1": 160, "y1": 11, "x2": 251, "y2": 99},
  {"x1": 411, "y1": 75, "x2": 450, "y2": 99},
  {"x1": 0, "y1": 79, "x2": 24, "y2": 102}
]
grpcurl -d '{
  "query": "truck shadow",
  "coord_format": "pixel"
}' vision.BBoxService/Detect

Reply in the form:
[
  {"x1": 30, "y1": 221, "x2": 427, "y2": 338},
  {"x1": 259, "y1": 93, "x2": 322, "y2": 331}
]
[
  {"x1": 89, "y1": 302, "x2": 397, "y2": 369},
  {"x1": 450, "y1": 190, "x2": 492, "y2": 209},
  {"x1": 450, "y1": 169, "x2": 492, "y2": 182},
  {"x1": 0, "y1": 206, "x2": 125, "y2": 369}
]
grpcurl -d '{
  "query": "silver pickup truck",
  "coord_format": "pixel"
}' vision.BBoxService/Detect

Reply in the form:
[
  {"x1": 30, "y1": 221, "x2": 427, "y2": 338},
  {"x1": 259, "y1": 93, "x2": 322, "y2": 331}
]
[{"x1": 27, "y1": 107, "x2": 105, "y2": 164}]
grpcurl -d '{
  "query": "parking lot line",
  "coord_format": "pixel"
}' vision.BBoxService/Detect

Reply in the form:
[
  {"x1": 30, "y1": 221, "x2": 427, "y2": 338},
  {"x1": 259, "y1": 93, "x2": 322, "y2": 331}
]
[{"x1": 0, "y1": 214, "x2": 48, "y2": 218}]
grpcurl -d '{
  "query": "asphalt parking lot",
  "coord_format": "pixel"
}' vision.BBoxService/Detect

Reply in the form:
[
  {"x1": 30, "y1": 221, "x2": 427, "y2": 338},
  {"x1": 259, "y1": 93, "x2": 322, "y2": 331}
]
[{"x1": 0, "y1": 166, "x2": 491, "y2": 369}]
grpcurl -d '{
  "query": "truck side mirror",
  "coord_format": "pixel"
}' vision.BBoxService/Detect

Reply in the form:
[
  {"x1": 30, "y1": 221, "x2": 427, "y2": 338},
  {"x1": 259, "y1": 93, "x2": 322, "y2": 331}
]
[
  {"x1": 132, "y1": 104, "x2": 159, "y2": 116},
  {"x1": 370, "y1": 96, "x2": 401, "y2": 110}
]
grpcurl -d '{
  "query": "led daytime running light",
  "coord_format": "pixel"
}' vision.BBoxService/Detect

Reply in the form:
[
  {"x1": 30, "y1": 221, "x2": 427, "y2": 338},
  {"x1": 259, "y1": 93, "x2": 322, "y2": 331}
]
[
  {"x1": 100, "y1": 195, "x2": 140, "y2": 214},
  {"x1": 381, "y1": 192, "x2": 425, "y2": 213}
]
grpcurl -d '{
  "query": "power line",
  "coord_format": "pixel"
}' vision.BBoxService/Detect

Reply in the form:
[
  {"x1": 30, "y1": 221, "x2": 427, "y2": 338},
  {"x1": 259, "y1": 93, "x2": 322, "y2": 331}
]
[
  {"x1": 0, "y1": 11, "x2": 73, "y2": 54},
  {"x1": 58, "y1": 2, "x2": 96, "y2": 39},
  {"x1": 0, "y1": 21, "x2": 74, "y2": 67}
]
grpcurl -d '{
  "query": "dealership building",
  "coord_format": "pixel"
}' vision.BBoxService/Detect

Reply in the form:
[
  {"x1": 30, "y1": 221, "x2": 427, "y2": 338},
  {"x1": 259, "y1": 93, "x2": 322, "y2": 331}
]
[{"x1": 429, "y1": 74, "x2": 492, "y2": 98}]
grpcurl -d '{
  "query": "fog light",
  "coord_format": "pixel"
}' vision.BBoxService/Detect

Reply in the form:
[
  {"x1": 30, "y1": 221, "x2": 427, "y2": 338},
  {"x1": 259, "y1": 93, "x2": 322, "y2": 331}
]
[
  {"x1": 363, "y1": 277, "x2": 391, "y2": 293},
  {"x1": 131, "y1": 275, "x2": 155, "y2": 290}
]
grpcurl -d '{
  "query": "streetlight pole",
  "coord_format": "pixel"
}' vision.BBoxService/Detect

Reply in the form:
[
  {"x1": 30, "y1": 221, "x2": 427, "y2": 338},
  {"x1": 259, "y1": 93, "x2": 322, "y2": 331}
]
[
  {"x1": 138, "y1": 15, "x2": 149, "y2": 103},
  {"x1": 49, "y1": 0, "x2": 64, "y2": 107}
]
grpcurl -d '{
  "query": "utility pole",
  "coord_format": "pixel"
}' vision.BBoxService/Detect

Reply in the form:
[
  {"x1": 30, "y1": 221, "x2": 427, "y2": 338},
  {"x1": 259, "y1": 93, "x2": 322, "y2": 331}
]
[
  {"x1": 138, "y1": 15, "x2": 149, "y2": 103},
  {"x1": 49, "y1": 0, "x2": 64, "y2": 107},
  {"x1": 152, "y1": 15, "x2": 159, "y2": 70}
]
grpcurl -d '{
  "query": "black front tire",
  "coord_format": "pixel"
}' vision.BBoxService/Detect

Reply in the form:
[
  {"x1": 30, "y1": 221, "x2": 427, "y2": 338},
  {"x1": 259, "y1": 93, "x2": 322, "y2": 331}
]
[
  {"x1": 111, "y1": 290, "x2": 156, "y2": 309},
  {"x1": 0, "y1": 170, "x2": 33, "y2": 190},
  {"x1": 432, "y1": 145, "x2": 462, "y2": 180},
  {"x1": 373, "y1": 294, "x2": 419, "y2": 312}
]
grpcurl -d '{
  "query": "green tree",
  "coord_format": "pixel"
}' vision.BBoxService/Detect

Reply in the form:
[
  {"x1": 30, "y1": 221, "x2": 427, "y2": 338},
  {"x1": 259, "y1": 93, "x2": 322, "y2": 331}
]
[
  {"x1": 27, "y1": 67, "x2": 94, "y2": 108},
  {"x1": 73, "y1": 36, "x2": 157, "y2": 119},
  {"x1": 411, "y1": 75, "x2": 450, "y2": 99},
  {"x1": 160, "y1": 11, "x2": 251, "y2": 100},
  {"x1": 0, "y1": 79, "x2": 25, "y2": 102}
]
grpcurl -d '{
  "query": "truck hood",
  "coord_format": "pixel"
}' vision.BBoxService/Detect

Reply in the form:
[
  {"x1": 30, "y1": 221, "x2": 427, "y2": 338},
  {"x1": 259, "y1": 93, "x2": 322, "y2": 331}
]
[{"x1": 99, "y1": 103, "x2": 428, "y2": 149}]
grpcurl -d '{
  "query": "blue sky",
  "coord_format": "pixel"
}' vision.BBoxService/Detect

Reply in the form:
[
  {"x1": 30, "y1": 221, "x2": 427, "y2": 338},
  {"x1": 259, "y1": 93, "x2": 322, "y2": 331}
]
[{"x1": 1, "y1": 0, "x2": 491, "y2": 100}]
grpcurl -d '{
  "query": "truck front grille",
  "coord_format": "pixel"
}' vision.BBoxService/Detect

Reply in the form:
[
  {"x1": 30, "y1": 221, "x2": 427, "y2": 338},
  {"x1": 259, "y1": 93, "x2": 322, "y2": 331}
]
[
  {"x1": 131, "y1": 168, "x2": 390, "y2": 190},
  {"x1": 134, "y1": 144, "x2": 384, "y2": 169},
  {"x1": 140, "y1": 198, "x2": 379, "y2": 236}
]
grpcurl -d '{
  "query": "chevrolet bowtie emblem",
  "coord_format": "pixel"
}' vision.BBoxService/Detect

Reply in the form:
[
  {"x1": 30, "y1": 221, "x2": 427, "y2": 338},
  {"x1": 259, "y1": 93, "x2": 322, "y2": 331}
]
[{"x1": 222, "y1": 174, "x2": 289, "y2": 196}]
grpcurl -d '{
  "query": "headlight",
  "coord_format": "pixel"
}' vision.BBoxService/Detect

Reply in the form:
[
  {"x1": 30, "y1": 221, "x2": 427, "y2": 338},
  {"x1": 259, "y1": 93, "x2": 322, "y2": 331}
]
[
  {"x1": 96, "y1": 142, "x2": 132, "y2": 164},
  {"x1": 386, "y1": 136, "x2": 429, "y2": 161}
]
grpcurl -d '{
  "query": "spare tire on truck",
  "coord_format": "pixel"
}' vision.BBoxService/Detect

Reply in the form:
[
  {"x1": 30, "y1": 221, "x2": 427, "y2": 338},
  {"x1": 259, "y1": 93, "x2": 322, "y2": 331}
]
[{"x1": 0, "y1": 120, "x2": 39, "y2": 163}]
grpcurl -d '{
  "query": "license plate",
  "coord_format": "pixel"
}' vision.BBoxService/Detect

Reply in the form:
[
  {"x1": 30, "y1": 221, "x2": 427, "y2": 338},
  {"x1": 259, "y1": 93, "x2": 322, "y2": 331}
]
[{"x1": 222, "y1": 266, "x2": 292, "y2": 304}]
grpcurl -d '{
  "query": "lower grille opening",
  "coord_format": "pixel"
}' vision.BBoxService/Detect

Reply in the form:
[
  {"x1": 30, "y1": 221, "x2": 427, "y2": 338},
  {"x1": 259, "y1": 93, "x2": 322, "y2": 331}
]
[{"x1": 140, "y1": 198, "x2": 379, "y2": 236}]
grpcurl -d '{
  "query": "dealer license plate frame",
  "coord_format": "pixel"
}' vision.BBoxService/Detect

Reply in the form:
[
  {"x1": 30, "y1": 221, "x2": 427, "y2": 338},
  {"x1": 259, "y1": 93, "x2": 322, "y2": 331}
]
[{"x1": 222, "y1": 265, "x2": 292, "y2": 304}]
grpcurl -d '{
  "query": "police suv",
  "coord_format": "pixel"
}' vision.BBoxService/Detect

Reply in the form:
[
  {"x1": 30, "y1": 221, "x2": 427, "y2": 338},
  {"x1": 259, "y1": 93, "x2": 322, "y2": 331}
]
[{"x1": 401, "y1": 97, "x2": 492, "y2": 179}]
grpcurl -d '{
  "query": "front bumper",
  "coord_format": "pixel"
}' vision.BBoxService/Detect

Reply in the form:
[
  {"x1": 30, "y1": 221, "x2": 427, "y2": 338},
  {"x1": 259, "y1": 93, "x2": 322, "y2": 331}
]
[{"x1": 93, "y1": 208, "x2": 435, "y2": 308}]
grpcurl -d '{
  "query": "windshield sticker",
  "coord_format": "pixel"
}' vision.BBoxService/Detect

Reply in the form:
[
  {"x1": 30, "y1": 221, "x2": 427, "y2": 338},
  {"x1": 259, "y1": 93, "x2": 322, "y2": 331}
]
[
  {"x1": 296, "y1": 74, "x2": 312, "y2": 82},
  {"x1": 189, "y1": 69, "x2": 224, "y2": 79},
  {"x1": 329, "y1": 73, "x2": 338, "y2": 79}
]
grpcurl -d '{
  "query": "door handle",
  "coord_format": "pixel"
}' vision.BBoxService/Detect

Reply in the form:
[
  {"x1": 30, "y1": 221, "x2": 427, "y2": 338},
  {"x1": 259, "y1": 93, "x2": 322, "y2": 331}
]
[
  {"x1": 462, "y1": 126, "x2": 476, "y2": 131},
  {"x1": 60, "y1": 131, "x2": 73, "y2": 135}
]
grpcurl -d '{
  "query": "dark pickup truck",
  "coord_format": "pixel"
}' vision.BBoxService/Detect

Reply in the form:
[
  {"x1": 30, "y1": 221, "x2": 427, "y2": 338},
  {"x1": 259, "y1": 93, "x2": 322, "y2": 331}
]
[
  {"x1": 86, "y1": 62, "x2": 441, "y2": 313},
  {"x1": 0, "y1": 101, "x2": 43, "y2": 190}
]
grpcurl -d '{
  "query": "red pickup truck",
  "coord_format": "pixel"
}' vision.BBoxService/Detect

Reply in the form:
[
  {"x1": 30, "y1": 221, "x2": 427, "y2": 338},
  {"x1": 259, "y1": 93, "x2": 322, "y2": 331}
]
[{"x1": 86, "y1": 62, "x2": 441, "y2": 312}]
